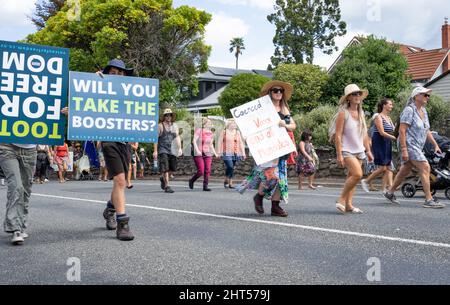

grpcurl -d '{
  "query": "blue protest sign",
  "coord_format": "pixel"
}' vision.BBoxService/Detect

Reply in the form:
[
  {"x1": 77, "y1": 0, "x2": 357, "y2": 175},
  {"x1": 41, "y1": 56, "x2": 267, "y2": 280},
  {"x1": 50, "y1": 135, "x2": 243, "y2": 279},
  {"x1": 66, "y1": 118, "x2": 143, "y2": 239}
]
[
  {"x1": 68, "y1": 72, "x2": 159, "y2": 143},
  {"x1": 0, "y1": 40, "x2": 69, "y2": 145}
]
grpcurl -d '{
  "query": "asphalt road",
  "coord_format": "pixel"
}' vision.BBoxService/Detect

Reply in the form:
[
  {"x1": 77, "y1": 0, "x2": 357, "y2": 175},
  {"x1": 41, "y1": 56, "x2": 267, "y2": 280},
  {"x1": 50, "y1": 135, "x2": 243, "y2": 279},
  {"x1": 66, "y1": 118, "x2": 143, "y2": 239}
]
[{"x1": 0, "y1": 178, "x2": 449, "y2": 285}]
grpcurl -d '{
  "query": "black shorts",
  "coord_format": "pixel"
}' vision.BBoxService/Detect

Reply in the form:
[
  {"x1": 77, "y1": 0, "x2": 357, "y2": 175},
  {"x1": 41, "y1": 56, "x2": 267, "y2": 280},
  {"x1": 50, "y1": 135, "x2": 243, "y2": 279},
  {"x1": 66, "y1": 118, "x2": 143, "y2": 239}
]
[
  {"x1": 102, "y1": 142, "x2": 129, "y2": 179},
  {"x1": 158, "y1": 153, "x2": 177, "y2": 173}
]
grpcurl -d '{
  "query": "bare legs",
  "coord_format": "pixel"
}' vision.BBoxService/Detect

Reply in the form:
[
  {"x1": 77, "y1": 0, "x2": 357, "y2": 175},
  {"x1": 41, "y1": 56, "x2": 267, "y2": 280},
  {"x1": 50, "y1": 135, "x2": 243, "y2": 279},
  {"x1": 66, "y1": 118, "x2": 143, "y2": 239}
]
[{"x1": 338, "y1": 157, "x2": 363, "y2": 211}]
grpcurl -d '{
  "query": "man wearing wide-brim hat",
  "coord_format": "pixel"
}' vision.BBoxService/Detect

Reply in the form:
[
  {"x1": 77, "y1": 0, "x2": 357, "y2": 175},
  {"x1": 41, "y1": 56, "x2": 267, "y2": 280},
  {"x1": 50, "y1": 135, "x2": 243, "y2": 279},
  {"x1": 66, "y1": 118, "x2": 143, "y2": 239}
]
[
  {"x1": 153, "y1": 108, "x2": 182, "y2": 193},
  {"x1": 60, "y1": 58, "x2": 136, "y2": 241},
  {"x1": 102, "y1": 59, "x2": 134, "y2": 76}
]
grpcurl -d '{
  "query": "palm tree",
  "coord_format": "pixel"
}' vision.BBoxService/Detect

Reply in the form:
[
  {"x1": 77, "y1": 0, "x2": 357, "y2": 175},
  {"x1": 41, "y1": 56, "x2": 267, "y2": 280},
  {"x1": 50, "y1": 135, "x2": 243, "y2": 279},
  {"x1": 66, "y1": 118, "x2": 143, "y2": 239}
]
[{"x1": 229, "y1": 37, "x2": 245, "y2": 70}]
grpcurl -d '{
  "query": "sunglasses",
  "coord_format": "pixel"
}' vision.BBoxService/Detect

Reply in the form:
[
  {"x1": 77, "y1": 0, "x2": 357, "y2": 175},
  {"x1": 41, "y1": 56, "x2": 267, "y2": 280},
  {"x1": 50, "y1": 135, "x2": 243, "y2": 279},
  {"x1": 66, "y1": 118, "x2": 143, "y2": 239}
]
[
  {"x1": 351, "y1": 92, "x2": 363, "y2": 97},
  {"x1": 422, "y1": 94, "x2": 430, "y2": 98},
  {"x1": 270, "y1": 88, "x2": 285, "y2": 94},
  {"x1": 164, "y1": 113, "x2": 173, "y2": 117}
]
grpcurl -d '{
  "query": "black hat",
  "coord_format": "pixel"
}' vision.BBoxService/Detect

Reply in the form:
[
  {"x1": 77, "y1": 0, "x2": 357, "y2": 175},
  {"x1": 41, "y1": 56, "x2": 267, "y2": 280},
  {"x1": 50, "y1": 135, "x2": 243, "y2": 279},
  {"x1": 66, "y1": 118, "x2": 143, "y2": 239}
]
[{"x1": 102, "y1": 59, "x2": 134, "y2": 76}]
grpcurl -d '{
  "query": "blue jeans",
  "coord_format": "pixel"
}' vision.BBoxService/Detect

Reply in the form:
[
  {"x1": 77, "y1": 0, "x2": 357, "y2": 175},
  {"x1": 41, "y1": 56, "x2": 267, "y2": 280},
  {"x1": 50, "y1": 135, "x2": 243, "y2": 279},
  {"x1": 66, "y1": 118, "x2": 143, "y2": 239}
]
[
  {"x1": 223, "y1": 159, "x2": 237, "y2": 179},
  {"x1": 0, "y1": 144, "x2": 36, "y2": 233}
]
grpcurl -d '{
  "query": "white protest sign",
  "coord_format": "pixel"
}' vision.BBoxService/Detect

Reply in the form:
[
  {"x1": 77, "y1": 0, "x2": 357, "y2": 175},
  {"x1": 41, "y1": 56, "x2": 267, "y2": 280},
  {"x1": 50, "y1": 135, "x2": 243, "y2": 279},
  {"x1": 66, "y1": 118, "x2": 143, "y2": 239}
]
[
  {"x1": 231, "y1": 95, "x2": 296, "y2": 165},
  {"x1": 230, "y1": 95, "x2": 280, "y2": 138}
]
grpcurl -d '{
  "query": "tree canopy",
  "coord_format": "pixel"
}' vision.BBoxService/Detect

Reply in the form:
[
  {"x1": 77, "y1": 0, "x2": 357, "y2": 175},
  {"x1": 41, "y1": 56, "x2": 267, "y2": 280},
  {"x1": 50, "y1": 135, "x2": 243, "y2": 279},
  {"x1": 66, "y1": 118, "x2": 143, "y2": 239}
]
[
  {"x1": 323, "y1": 35, "x2": 411, "y2": 113},
  {"x1": 229, "y1": 37, "x2": 245, "y2": 70},
  {"x1": 218, "y1": 73, "x2": 270, "y2": 118},
  {"x1": 27, "y1": 0, "x2": 212, "y2": 107},
  {"x1": 267, "y1": 0, "x2": 346, "y2": 68},
  {"x1": 272, "y1": 63, "x2": 328, "y2": 114}
]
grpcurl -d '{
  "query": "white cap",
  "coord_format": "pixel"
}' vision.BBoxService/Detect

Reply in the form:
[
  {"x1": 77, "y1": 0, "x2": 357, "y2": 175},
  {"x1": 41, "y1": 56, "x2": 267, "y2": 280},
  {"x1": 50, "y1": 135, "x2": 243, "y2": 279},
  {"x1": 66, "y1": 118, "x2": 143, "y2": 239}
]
[{"x1": 411, "y1": 86, "x2": 432, "y2": 99}]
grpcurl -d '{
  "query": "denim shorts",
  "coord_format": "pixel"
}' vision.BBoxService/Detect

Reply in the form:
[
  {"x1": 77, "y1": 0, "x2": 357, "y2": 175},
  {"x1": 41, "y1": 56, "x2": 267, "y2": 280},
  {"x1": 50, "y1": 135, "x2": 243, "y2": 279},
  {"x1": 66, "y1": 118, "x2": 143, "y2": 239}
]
[{"x1": 342, "y1": 151, "x2": 366, "y2": 160}]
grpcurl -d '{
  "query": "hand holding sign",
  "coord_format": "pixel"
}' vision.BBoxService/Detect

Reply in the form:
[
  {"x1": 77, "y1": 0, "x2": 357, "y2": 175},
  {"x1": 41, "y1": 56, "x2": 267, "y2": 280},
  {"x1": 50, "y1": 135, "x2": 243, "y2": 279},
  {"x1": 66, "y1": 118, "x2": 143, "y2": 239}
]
[
  {"x1": 0, "y1": 40, "x2": 69, "y2": 145},
  {"x1": 68, "y1": 72, "x2": 159, "y2": 143}
]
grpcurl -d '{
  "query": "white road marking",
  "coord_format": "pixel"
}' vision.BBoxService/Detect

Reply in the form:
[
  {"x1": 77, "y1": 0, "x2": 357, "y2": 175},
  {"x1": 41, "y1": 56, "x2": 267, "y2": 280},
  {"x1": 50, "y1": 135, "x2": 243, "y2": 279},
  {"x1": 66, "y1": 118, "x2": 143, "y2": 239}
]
[
  {"x1": 83, "y1": 180, "x2": 436, "y2": 204},
  {"x1": 33, "y1": 193, "x2": 450, "y2": 249}
]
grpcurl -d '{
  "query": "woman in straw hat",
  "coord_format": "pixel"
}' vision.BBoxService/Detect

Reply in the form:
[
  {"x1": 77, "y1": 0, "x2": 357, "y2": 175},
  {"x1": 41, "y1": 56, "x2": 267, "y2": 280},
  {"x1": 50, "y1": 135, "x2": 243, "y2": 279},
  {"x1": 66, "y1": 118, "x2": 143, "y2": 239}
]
[
  {"x1": 237, "y1": 80, "x2": 296, "y2": 217},
  {"x1": 334, "y1": 84, "x2": 373, "y2": 214},
  {"x1": 217, "y1": 118, "x2": 246, "y2": 189}
]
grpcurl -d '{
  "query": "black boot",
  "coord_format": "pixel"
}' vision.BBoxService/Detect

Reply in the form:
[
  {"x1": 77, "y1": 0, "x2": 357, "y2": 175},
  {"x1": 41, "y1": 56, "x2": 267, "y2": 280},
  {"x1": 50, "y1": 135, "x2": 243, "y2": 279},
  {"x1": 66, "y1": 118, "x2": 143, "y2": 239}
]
[
  {"x1": 189, "y1": 177, "x2": 195, "y2": 190},
  {"x1": 253, "y1": 193, "x2": 264, "y2": 214},
  {"x1": 271, "y1": 201, "x2": 288, "y2": 217},
  {"x1": 102, "y1": 207, "x2": 117, "y2": 230},
  {"x1": 116, "y1": 217, "x2": 135, "y2": 241}
]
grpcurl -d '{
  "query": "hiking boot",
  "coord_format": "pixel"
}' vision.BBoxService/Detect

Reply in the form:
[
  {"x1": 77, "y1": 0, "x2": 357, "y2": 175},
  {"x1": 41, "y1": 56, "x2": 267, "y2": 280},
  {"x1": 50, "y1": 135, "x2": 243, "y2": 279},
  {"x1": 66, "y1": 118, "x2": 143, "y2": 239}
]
[
  {"x1": 116, "y1": 217, "x2": 135, "y2": 241},
  {"x1": 165, "y1": 186, "x2": 175, "y2": 193},
  {"x1": 423, "y1": 199, "x2": 446, "y2": 209},
  {"x1": 11, "y1": 231, "x2": 24, "y2": 246},
  {"x1": 253, "y1": 193, "x2": 264, "y2": 214},
  {"x1": 160, "y1": 177, "x2": 166, "y2": 190},
  {"x1": 103, "y1": 207, "x2": 117, "y2": 230},
  {"x1": 271, "y1": 201, "x2": 288, "y2": 217},
  {"x1": 384, "y1": 192, "x2": 400, "y2": 205}
]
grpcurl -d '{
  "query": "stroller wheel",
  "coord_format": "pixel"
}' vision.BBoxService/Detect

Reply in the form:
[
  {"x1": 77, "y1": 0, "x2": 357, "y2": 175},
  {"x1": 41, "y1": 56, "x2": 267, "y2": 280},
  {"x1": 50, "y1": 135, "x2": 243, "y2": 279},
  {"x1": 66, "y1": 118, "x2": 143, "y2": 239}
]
[
  {"x1": 445, "y1": 188, "x2": 450, "y2": 200},
  {"x1": 402, "y1": 183, "x2": 416, "y2": 198}
]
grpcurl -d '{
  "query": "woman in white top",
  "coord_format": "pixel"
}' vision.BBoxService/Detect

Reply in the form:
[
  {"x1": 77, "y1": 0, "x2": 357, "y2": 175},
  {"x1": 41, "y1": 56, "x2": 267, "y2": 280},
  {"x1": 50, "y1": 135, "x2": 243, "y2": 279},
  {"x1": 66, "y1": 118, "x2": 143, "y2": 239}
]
[{"x1": 334, "y1": 84, "x2": 373, "y2": 214}]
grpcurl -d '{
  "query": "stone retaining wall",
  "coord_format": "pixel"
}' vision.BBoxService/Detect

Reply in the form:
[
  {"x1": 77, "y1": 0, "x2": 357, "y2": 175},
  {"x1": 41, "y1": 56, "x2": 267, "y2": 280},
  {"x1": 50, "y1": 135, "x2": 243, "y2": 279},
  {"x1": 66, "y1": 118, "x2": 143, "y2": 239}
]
[{"x1": 172, "y1": 148, "x2": 347, "y2": 178}]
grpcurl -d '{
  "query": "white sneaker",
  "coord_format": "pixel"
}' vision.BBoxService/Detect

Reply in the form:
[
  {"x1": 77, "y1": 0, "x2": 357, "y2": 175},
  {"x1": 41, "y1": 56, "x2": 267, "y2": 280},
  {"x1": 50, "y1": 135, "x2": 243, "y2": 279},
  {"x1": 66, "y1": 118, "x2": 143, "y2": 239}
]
[
  {"x1": 44, "y1": 179, "x2": 49, "y2": 183},
  {"x1": 11, "y1": 231, "x2": 24, "y2": 245},
  {"x1": 361, "y1": 179, "x2": 370, "y2": 193},
  {"x1": 1, "y1": 179, "x2": 4, "y2": 186},
  {"x1": 22, "y1": 232, "x2": 29, "y2": 239}
]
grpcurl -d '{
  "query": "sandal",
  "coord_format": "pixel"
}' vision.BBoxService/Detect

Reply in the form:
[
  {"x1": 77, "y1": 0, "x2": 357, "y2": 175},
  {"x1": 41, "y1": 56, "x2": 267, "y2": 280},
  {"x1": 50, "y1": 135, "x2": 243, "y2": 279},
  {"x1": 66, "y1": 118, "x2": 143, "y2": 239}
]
[
  {"x1": 336, "y1": 202, "x2": 346, "y2": 214},
  {"x1": 347, "y1": 207, "x2": 363, "y2": 214}
]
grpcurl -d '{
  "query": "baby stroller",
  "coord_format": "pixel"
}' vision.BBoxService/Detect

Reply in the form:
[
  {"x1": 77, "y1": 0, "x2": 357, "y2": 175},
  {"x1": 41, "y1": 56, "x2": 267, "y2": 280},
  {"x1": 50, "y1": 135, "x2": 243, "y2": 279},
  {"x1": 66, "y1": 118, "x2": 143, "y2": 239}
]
[{"x1": 401, "y1": 133, "x2": 450, "y2": 199}]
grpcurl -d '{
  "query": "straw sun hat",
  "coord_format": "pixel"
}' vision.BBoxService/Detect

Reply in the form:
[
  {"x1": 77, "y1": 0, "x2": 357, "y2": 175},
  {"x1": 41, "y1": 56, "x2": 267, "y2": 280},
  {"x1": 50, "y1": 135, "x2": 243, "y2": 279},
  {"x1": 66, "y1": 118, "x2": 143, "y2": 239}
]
[
  {"x1": 259, "y1": 80, "x2": 293, "y2": 102},
  {"x1": 339, "y1": 84, "x2": 369, "y2": 104}
]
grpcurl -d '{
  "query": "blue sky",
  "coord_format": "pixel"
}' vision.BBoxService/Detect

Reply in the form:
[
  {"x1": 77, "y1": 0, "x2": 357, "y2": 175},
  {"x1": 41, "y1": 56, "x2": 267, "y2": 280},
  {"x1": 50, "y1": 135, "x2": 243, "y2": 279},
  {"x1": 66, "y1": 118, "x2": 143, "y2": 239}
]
[{"x1": 1, "y1": 0, "x2": 449, "y2": 70}]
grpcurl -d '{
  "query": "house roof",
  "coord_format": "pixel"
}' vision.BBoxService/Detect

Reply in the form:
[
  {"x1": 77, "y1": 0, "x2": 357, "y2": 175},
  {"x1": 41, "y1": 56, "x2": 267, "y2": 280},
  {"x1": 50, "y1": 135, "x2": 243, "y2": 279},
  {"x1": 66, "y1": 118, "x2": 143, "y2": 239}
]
[
  {"x1": 198, "y1": 66, "x2": 272, "y2": 82},
  {"x1": 328, "y1": 36, "x2": 449, "y2": 82},
  {"x1": 406, "y1": 48, "x2": 449, "y2": 81},
  {"x1": 425, "y1": 69, "x2": 450, "y2": 87},
  {"x1": 187, "y1": 86, "x2": 227, "y2": 111},
  {"x1": 398, "y1": 44, "x2": 427, "y2": 55}
]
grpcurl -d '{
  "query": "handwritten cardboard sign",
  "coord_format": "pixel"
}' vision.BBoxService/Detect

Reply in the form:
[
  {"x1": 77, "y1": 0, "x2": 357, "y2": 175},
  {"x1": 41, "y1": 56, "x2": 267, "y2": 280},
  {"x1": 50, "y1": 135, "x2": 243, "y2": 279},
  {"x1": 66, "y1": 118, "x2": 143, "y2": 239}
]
[{"x1": 231, "y1": 95, "x2": 296, "y2": 165}]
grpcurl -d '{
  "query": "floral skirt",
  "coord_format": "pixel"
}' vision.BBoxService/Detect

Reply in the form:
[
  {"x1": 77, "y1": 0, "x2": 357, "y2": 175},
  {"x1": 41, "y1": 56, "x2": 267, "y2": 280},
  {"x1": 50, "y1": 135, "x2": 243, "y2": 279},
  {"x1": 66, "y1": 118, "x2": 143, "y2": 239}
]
[{"x1": 237, "y1": 159, "x2": 289, "y2": 203}]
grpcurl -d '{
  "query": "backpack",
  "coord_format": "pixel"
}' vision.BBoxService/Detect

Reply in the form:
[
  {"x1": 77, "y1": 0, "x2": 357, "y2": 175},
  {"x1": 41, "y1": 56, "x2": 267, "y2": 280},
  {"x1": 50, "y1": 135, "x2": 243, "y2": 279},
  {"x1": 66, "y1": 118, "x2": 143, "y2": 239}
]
[{"x1": 328, "y1": 110, "x2": 349, "y2": 144}]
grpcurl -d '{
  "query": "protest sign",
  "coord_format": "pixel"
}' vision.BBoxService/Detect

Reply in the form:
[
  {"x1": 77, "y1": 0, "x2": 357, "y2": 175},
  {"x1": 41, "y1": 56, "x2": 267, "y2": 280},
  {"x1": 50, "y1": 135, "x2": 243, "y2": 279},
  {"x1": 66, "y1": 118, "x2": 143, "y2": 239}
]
[
  {"x1": 68, "y1": 72, "x2": 159, "y2": 143},
  {"x1": 231, "y1": 95, "x2": 296, "y2": 165},
  {"x1": 230, "y1": 95, "x2": 280, "y2": 138},
  {"x1": 0, "y1": 40, "x2": 69, "y2": 145}
]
